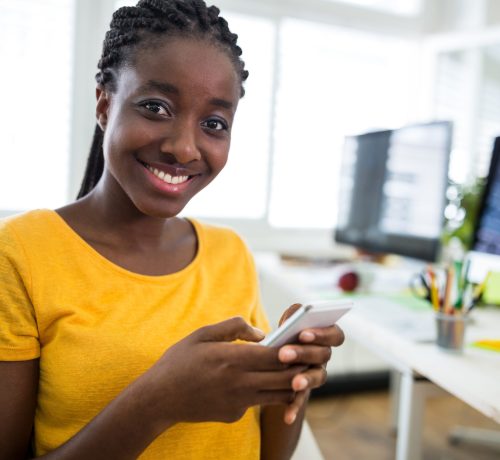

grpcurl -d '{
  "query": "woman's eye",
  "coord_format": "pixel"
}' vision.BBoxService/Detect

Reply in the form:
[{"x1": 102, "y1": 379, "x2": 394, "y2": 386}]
[
  {"x1": 142, "y1": 102, "x2": 169, "y2": 116},
  {"x1": 203, "y1": 119, "x2": 227, "y2": 131}
]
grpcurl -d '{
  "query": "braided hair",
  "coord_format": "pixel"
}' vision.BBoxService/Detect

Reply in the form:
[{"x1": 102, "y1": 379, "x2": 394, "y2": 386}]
[{"x1": 77, "y1": 0, "x2": 249, "y2": 198}]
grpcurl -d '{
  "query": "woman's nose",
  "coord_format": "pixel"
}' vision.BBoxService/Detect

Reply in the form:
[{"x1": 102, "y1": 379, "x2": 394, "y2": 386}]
[{"x1": 160, "y1": 119, "x2": 201, "y2": 163}]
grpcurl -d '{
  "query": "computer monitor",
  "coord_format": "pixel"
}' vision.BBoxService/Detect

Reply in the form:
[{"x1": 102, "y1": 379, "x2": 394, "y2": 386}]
[
  {"x1": 334, "y1": 121, "x2": 452, "y2": 262},
  {"x1": 472, "y1": 136, "x2": 500, "y2": 255},
  {"x1": 467, "y1": 137, "x2": 500, "y2": 288}
]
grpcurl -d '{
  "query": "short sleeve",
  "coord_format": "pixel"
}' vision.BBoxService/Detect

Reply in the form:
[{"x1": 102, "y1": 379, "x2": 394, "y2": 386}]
[
  {"x1": 0, "y1": 219, "x2": 40, "y2": 361},
  {"x1": 242, "y1": 243, "x2": 271, "y2": 334}
]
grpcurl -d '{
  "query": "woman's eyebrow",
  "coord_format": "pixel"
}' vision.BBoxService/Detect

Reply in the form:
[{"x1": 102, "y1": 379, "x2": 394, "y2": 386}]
[
  {"x1": 139, "y1": 80, "x2": 179, "y2": 96},
  {"x1": 210, "y1": 98, "x2": 233, "y2": 110},
  {"x1": 139, "y1": 79, "x2": 234, "y2": 109}
]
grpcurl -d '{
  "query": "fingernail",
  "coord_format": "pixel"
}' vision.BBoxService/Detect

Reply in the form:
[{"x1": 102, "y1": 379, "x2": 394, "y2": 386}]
[
  {"x1": 280, "y1": 349, "x2": 297, "y2": 361},
  {"x1": 252, "y1": 327, "x2": 265, "y2": 337},
  {"x1": 288, "y1": 412, "x2": 297, "y2": 424},
  {"x1": 295, "y1": 377, "x2": 308, "y2": 390},
  {"x1": 300, "y1": 331, "x2": 315, "y2": 342}
]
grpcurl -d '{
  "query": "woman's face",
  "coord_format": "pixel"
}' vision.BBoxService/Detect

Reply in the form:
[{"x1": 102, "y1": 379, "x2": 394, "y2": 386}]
[{"x1": 96, "y1": 37, "x2": 241, "y2": 218}]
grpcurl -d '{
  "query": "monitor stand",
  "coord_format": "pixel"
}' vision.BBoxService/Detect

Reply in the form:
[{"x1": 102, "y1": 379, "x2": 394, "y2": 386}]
[{"x1": 354, "y1": 248, "x2": 392, "y2": 265}]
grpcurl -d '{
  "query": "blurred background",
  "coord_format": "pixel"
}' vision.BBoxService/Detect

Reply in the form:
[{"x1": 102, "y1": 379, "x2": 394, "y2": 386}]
[{"x1": 2, "y1": 0, "x2": 500, "y2": 258}]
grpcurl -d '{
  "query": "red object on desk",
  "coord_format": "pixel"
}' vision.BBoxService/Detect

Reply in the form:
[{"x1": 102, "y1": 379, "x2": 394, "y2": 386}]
[{"x1": 338, "y1": 271, "x2": 359, "y2": 292}]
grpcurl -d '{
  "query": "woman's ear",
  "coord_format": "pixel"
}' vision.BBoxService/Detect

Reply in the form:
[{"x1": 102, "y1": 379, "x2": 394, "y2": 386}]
[{"x1": 95, "y1": 85, "x2": 110, "y2": 131}]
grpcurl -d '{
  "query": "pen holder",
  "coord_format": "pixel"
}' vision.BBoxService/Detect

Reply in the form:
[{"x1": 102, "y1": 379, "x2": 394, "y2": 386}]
[{"x1": 435, "y1": 313, "x2": 466, "y2": 352}]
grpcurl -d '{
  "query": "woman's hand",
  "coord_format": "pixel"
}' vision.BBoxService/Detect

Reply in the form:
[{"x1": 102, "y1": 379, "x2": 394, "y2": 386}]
[
  {"x1": 276, "y1": 304, "x2": 345, "y2": 424},
  {"x1": 143, "y1": 317, "x2": 306, "y2": 427}
]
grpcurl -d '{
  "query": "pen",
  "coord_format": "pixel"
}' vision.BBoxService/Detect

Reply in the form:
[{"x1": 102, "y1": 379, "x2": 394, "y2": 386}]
[
  {"x1": 462, "y1": 282, "x2": 474, "y2": 314},
  {"x1": 461, "y1": 258, "x2": 470, "y2": 288},
  {"x1": 427, "y1": 265, "x2": 440, "y2": 311},
  {"x1": 419, "y1": 273, "x2": 432, "y2": 301},
  {"x1": 454, "y1": 259, "x2": 468, "y2": 308}
]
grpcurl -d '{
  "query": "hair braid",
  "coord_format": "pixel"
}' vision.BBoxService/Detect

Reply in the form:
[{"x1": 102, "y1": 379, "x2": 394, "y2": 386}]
[
  {"x1": 192, "y1": 0, "x2": 211, "y2": 31},
  {"x1": 78, "y1": 0, "x2": 248, "y2": 199},
  {"x1": 77, "y1": 125, "x2": 105, "y2": 199}
]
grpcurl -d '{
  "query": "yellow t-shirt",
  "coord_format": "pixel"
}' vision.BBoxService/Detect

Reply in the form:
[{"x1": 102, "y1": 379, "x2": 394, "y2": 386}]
[{"x1": 0, "y1": 209, "x2": 270, "y2": 459}]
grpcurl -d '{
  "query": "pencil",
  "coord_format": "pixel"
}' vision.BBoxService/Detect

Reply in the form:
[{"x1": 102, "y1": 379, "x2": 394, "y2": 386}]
[
  {"x1": 427, "y1": 265, "x2": 440, "y2": 311},
  {"x1": 473, "y1": 271, "x2": 491, "y2": 301},
  {"x1": 443, "y1": 265, "x2": 454, "y2": 315}
]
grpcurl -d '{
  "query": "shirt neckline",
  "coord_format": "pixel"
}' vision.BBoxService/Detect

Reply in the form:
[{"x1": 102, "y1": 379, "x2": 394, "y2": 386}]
[{"x1": 43, "y1": 209, "x2": 202, "y2": 283}]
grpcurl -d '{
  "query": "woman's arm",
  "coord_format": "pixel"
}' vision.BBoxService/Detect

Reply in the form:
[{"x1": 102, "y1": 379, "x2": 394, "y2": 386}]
[
  {"x1": 0, "y1": 360, "x2": 38, "y2": 460},
  {"x1": 0, "y1": 359, "x2": 175, "y2": 460},
  {"x1": 1, "y1": 318, "x2": 302, "y2": 460},
  {"x1": 260, "y1": 397, "x2": 308, "y2": 460},
  {"x1": 259, "y1": 304, "x2": 346, "y2": 460}
]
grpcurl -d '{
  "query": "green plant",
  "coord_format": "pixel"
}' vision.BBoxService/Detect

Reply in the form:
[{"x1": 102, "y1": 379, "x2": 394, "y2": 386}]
[{"x1": 442, "y1": 178, "x2": 486, "y2": 251}]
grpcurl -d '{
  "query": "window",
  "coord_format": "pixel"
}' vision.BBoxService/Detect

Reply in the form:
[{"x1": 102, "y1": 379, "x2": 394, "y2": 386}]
[
  {"x1": 434, "y1": 45, "x2": 500, "y2": 183},
  {"x1": 188, "y1": 13, "x2": 420, "y2": 229},
  {"x1": 476, "y1": 47, "x2": 500, "y2": 177},
  {"x1": 270, "y1": 18, "x2": 419, "y2": 228},
  {"x1": 0, "y1": 0, "x2": 74, "y2": 211}
]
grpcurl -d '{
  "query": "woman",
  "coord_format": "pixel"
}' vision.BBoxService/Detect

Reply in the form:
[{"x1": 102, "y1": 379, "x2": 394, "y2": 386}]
[{"x1": 0, "y1": 1, "x2": 345, "y2": 458}]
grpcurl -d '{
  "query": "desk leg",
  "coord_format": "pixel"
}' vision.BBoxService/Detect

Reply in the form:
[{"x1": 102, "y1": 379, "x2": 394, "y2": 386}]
[
  {"x1": 449, "y1": 426, "x2": 500, "y2": 448},
  {"x1": 389, "y1": 370, "x2": 402, "y2": 433},
  {"x1": 395, "y1": 372, "x2": 427, "y2": 460}
]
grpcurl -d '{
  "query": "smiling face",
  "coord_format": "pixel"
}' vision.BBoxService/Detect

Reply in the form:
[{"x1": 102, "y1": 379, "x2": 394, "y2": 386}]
[{"x1": 95, "y1": 37, "x2": 241, "y2": 218}]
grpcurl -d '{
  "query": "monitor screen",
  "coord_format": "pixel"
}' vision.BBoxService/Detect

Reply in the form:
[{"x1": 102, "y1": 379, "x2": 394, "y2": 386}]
[
  {"x1": 334, "y1": 121, "x2": 452, "y2": 261},
  {"x1": 472, "y1": 137, "x2": 500, "y2": 255}
]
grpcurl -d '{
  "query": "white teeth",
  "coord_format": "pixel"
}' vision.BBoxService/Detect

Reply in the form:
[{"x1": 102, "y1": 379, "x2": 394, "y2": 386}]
[{"x1": 147, "y1": 165, "x2": 189, "y2": 185}]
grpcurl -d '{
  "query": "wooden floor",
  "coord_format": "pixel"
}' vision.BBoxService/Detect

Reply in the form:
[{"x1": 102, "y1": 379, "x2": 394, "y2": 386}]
[{"x1": 306, "y1": 390, "x2": 500, "y2": 460}]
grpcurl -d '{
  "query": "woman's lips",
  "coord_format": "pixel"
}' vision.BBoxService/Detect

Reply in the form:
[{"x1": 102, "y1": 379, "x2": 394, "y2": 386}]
[{"x1": 139, "y1": 160, "x2": 197, "y2": 194}]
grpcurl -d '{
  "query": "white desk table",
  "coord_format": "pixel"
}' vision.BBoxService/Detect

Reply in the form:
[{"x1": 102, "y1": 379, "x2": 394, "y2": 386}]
[
  {"x1": 256, "y1": 254, "x2": 500, "y2": 460},
  {"x1": 341, "y1": 306, "x2": 500, "y2": 460}
]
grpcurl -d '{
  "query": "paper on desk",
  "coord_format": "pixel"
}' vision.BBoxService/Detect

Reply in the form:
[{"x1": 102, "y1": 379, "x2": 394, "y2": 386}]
[
  {"x1": 353, "y1": 295, "x2": 436, "y2": 342},
  {"x1": 483, "y1": 271, "x2": 500, "y2": 305},
  {"x1": 471, "y1": 340, "x2": 500, "y2": 353}
]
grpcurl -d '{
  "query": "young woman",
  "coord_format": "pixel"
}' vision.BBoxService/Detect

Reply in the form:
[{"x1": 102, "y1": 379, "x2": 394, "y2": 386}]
[{"x1": 0, "y1": 1, "x2": 345, "y2": 459}]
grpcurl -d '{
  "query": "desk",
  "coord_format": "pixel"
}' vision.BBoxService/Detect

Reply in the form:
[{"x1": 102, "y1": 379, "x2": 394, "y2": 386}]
[
  {"x1": 256, "y1": 253, "x2": 500, "y2": 460},
  {"x1": 342, "y1": 306, "x2": 500, "y2": 460}
]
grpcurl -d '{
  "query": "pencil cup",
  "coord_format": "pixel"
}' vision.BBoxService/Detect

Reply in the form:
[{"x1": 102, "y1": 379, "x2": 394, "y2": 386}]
[{"x1": 435, "y1": 313, "x2": 466, "y2": 353}]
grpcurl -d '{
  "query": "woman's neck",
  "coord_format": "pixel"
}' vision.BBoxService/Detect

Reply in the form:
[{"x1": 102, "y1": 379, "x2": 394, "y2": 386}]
[{"x1": 55, "y1": 177, "x2": 198, "y2": 276}]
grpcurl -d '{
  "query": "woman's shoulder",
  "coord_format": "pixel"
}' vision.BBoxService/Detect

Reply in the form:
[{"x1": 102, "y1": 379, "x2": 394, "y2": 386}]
[
  {"x1": 0, "y1": 209, "x2": 56, "y2": 240},
  {"x1": 0, "y1": 210, "x2": 56, "y2": 278},
  {"x1": 189, "y1": 218, "x2": 251, "y2": 254}
]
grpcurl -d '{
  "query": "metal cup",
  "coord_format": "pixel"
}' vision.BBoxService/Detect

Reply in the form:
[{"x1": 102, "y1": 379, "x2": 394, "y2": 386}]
[{"x1": 435, "y1": 313, "x2": 466, "y2": 352}]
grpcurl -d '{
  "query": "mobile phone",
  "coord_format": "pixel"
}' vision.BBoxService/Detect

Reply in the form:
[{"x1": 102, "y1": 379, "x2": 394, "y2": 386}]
[{"x1": 260, "y1": 299, "x2": 353, "y2": 347}]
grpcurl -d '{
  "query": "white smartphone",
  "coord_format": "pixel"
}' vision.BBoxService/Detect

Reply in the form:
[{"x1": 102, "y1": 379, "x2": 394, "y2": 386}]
[{"x1": 260, "y1": 299, "x2": 353, "y2": 347}]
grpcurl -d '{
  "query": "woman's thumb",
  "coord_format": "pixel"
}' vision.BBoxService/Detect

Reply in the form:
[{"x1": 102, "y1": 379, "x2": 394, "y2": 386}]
[{"x1": 197, "y1": 316, "x2": 265, "y2": 343}]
